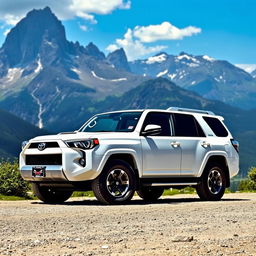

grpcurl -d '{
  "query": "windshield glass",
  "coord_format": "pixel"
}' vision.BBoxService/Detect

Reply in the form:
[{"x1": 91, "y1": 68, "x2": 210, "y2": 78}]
[{"x1": 80, "y1": 112, "x2": 142, "y2": 132}]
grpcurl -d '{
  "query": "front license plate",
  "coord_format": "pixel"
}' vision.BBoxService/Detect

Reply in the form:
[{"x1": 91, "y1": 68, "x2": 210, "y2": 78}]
[{"x1": 32, "y1": 166, "x2": 46, "y2": 177}]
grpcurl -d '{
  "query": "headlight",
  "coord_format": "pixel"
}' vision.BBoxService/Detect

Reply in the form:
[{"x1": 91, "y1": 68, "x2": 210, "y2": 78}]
[
  {"x1": 21, "y1": 141, "x2": 29, "y2": 149},
  {"x1": 65, "y1": 138, "x2": 99, "y2": 150}
]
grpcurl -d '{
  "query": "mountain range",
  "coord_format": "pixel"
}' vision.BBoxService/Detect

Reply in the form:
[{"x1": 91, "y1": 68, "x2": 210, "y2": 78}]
[
  {"x1": 0, "y1": 7, "x2": 255, "y2": 130},
  {"x1": 0, "y1": 7, "x2": 255, "y2": 176},
  {"x1": 129, "y1": 52, "x2": 256, "y2": 109}
]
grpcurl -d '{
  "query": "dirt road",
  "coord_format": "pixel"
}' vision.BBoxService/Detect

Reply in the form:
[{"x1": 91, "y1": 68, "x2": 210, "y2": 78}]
[{"x1": 0, "y1": 193, "x2": 256, "y2": 256}]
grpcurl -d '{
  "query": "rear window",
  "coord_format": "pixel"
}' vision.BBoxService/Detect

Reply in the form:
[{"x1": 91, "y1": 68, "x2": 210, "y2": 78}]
[
  {"x1": 173, "y1": 113, "x2": 205, "y2": 137},
  {"x1": 203, "y1": 116, "x2": 228, "y2": 137}
]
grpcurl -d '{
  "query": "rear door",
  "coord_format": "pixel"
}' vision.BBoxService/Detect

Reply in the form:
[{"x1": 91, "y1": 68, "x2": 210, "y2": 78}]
[{"x1": 172, "y1": 113, "x2": 210, "y2": 176}]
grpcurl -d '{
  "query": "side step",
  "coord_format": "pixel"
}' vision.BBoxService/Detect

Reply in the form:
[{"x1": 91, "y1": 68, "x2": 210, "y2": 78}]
[
  {"x1": 140, "y1": 177, "x2": 200, "y2": 187},
  {"x1": 143, "y1": 182, "x2": 198, "y2": 187}
]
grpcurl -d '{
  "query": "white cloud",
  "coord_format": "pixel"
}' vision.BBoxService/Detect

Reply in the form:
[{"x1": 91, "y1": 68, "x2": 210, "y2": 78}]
[
  {"x1": 3, "y1": 14, "x2": 22, "y2": 25},
  {"x1": 70, "y1": 0, "x2": 131, "y2": 15},
  {"x1": 106, "y1": 21, "x2": 201, "y2": 60},
  {"x1": 79, "y1": 24, "x2": 88, "y2": 32},
  {"x1": 3, "y1": 29, "x2": 10, "y2": 36},
  {"x1": 106, "y1": 28, "x2": 167, "y2": 60},
  {"x1": 133, "y1": 21, "x2": 201, "y2": 43},
  {"x1": 106, "y1": 44, "x2": 119, "y2": 52},
  {"x1": 0, "y1": 0, "x2": 131, "y2": 26}
]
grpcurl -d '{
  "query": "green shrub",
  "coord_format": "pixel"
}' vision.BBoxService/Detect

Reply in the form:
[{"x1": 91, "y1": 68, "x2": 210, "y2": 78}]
[
  {"x1": 248, "y1": 167, "x2": 256, "y2": 183},
  {"x1": 0, "y1": 161, "x2": 30, "y2": 197},
  {"x1": 238, "y1": 167, "x2": 256, "y2": 191}
]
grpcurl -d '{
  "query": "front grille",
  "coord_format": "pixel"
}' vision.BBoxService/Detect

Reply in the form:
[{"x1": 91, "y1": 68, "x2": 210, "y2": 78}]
[
  {"x1": 26, "y1": 154, "x2": 62, "y2": 165},
  {"x1": 29, "y1": 142, "x2": 59, "y2": 149}
]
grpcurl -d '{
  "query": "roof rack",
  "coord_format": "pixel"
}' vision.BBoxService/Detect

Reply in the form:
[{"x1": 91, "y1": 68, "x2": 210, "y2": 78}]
[{"x1": 167, "y1": 107, "x2": 215, "y2": 115}]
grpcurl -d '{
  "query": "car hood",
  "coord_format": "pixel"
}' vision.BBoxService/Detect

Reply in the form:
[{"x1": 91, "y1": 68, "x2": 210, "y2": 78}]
[{"x1": 29, "y1": 131, "x2": 137, "y2": 142}]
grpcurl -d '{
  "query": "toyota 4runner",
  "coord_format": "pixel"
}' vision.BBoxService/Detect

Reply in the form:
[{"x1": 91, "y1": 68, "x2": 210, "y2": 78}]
[{"x1": 20, "y1": 107, "x2": 239, "y2": 204}]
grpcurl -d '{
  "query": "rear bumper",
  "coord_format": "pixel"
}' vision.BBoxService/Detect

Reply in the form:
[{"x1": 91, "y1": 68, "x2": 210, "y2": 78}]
[{"x1": 228, "y1": 156, "x2": 239, "y2": 178}]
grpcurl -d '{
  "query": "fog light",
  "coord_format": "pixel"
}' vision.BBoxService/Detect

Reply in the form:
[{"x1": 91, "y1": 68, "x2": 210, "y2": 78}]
[{"x1": 79, "y1": 158, "x2": 86, "y2": 167}]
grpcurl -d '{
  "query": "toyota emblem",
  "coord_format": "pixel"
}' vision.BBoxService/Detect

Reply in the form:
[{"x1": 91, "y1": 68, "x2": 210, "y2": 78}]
[{"x1": 38, "y1": 143, "x2": 46, "y2": 151}]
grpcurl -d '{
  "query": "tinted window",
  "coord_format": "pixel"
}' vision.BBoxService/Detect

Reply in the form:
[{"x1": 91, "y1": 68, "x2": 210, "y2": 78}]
[
  {"x1": 203, "y1": 116, "x2": 228, "y2": 137},
  {"x1": 142, "y1": 112, "x2": 171, "y2": 136},
  {"x1": 173, "y1": 113, "x2": 205, "y2": 137}
]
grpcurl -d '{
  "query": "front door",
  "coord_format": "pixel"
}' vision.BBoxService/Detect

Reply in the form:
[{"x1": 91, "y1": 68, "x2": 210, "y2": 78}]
[{"x1": 141, "y1": 112, "x2": 181, "y2": 177}]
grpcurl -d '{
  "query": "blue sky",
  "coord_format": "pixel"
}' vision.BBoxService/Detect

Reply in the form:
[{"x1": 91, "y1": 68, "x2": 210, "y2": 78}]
[{"x1": 0, "y1": 0, "x2": 255, "y2": 65}]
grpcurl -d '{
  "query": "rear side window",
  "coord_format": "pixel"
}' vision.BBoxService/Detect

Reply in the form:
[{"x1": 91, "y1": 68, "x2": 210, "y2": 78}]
[
  {"x1": 142, "y1": 112, "x2": 171, "y2": 136},
  {"x1": 203, "y1": 116, "x2": 228, "y2": 137},
  {"x1": 173, "y1": 113, "x2": 205, "y2": 137}
]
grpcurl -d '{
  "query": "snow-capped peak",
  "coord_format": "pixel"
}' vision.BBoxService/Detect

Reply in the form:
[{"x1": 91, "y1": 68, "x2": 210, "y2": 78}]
[
  {"x1": 35, "y1": 58, "x2": 43, "y2": 73},
  {"x1": 176, "y1": 53, "x2": 199, "y2": 63},
  {"x1": 157, "y1": 69, "x2": 168, "y2": 77},
  {"x1": 145, "y1": 53, "x2": 167, "y2": 64},
  {"x1": 202, "y1": 55, "x2": 215, "y2": 62},
  {"x1": 235, "y1": 64, "x2": 256, "y2": 74}
]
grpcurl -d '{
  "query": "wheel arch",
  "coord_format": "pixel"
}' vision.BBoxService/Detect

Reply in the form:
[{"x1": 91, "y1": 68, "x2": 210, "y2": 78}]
[
  {"x1": 200, "y1": 155, "x2": 230, "y2": 187},
  {"x1": 97, "y1": 150, "x2": 141, "y2": 186}
]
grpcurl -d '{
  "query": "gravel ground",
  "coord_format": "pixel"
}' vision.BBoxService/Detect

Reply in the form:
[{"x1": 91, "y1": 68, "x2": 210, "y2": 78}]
[{"x1": 0, "y1": 193, "x2": 256, "y2": 256}]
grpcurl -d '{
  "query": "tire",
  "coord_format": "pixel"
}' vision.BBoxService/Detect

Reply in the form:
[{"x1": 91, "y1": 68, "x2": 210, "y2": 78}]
[
  {"x1": 196, "y1": 163, "x2": 226, "y2": 201},
  {"x1": 92, "y1": 160, "x2": 136, "y2": 205},
  {"x1": 137, "y1": 187, "x2": 164, "y2": 202},
  {"x1": 32, "y1": 183, "x2": 73, "y2": 204}
]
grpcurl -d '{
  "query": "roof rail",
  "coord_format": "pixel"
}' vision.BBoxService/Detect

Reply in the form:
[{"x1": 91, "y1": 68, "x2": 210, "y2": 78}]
[{"x1": 167, "y1": 107, "x2": 215, "y2": 115}]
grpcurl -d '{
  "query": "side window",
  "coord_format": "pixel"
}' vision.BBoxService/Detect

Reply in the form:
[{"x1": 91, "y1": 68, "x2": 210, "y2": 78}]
[
  {"x1": 173, "y1": 113, "x2": 205, "y2": 137},
  {"x1": 203, "y1": 116, "x2": 228, "y2": 137},
  {"x1": 142, "y1": 112, "x2": 171, "y2": 136}
]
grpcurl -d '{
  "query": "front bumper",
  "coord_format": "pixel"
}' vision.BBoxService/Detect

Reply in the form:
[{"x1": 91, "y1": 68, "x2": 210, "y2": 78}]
[
  {"x1": 20, "y1": 165, "x2": 67, "y2": 181},
  {"x1": 19, "y1": 140, "x2": 102, "y2": 182}
]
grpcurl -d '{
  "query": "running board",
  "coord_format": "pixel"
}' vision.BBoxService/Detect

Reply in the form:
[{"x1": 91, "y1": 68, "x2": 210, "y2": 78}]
[
  {"x1": 140, "y1": 177, "x2": 200, "y2": 187},
  {"x1": 143, "y1": 182, "x2": 198, "y2": 187}
]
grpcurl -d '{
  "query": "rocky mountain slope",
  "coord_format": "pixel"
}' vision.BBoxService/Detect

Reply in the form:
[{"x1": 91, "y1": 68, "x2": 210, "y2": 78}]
[{"x1": 0, "y1": 7, "x2": 144, "y2": 129}]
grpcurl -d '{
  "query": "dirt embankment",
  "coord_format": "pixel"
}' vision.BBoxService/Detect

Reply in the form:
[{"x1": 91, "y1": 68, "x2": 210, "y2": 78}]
[{"x1": 0, "y1": 193, "x2": 256, "y2": 256}]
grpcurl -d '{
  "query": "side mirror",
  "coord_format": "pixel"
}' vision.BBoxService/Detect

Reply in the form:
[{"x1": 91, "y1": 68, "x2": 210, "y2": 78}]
[{"x1": 141, "y1": 124, "x2": 162, "y2": 136}]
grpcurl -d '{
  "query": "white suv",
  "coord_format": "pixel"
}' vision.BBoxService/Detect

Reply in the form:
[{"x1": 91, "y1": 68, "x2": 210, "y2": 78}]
[{"x1": 20, "y1": 107, "x2": 239, "y2": 204}]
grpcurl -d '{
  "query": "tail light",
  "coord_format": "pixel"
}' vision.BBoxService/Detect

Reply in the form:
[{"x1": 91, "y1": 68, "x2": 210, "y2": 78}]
[{"x1": 231, "y1": 139, "x2": 239, "y2": 153}]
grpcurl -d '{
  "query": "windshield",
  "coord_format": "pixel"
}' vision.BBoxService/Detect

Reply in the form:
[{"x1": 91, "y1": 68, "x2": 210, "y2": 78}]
[{"x1": 80, "y1": 111, "x2": 143, "y2": 132}]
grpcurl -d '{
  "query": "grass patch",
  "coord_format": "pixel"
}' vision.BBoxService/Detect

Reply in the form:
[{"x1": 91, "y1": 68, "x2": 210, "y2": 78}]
[
  {"x1": 163, "y1": 187, "x2": 196, "y2": 196},
  {"x1": 72, "y1": 191, "x2": 95, "y2": 197},
  {"x1": 0, "y1": 193, "x2": 32, "y2": 200}
]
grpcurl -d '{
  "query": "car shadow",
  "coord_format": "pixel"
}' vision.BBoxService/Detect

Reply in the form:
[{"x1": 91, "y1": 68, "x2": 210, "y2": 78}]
[{"x1": 31, "y1": 196, "x2": 250, "y2": 206}]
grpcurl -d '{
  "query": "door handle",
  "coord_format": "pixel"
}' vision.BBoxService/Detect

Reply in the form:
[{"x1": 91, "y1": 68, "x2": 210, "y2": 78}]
[
  {"x1": 201, "y1": 141, "x2": 210, "y2": 148},
  {"x1": 171, "y1": 141, "x2": 180, "y2": 148}
]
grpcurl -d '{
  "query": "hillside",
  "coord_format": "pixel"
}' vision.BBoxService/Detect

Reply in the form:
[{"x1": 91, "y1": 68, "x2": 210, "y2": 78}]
[{"x1": 0, "y1": 109, "x2": 45, "y2": 158}]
